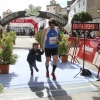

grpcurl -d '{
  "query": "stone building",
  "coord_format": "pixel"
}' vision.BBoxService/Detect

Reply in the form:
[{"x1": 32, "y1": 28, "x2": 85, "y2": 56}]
[
  {"x1": 3, "y1": 9, "x2": 12, "y2": 18},
  {"x1": 86, "y1": 0, "x2": 100, "y2": 22},
  {"x1": 46, "y1": 0, "x2": 67, "y2": 15}
]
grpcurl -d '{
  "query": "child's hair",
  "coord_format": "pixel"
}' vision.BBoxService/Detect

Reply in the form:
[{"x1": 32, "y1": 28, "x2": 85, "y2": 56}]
[
  {"x1": 32, "y1": 43, "x2": 39, "y2": 47},
  {"x1": 48, "y1": 18, "x2": 56, "y2": 26}
]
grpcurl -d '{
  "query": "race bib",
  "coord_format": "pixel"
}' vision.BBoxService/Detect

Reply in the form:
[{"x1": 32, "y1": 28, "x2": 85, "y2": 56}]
[{"x1": 49, "y1": 37, "x2": 57, "y2": 45}]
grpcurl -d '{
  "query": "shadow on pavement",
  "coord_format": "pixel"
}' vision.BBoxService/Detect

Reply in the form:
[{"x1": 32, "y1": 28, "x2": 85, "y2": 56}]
[
  {"x1": 0, "y1": 72, "x2": 18, "y2": 88},
  {"x1": 50, "y1": 60, "x2": 79, "y2": 70},
  {"x1": 93, "y1": 97, "x2": 100, "y2": 100},
  {"x1": 28, "y1": 76, "x2": 45, "y2": 98},
  {"x1": 47, "y1": 78, "x2": 72, "y2": 100}
]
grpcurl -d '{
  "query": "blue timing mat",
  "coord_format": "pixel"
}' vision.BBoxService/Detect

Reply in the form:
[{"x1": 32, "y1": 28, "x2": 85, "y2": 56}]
[{"x1": 0, "y1": 50, "x2": 98, "y2": 89}]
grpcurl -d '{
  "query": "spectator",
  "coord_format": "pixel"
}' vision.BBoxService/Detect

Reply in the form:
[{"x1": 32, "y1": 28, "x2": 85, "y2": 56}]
[
  {"x1": 29, "y1": 29, "x2": 33, "y2": 38},
  {"x1": 23, "y1": 29, "x2": 26, "y2": 36},
  {"x1": 62, "y1": 28, "x2": 68, "y2": 34},
  {"x1": 85, "y1": 31, "x2": 92, "y2": 38}
]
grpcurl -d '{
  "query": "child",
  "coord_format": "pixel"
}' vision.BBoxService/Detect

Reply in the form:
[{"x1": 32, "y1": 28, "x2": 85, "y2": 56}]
[{"x1": 27, "y1": 43, "x2": 44, "y2": 75}]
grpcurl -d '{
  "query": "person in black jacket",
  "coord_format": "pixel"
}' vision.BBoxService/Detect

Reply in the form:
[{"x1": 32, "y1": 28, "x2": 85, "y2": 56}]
[{"x1": 27, "y1": 43, "x2": 44, "y2": 75}]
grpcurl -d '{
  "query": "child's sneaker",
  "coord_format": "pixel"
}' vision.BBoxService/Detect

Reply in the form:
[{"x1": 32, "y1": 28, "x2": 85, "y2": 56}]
[
  {"x1": 51, "y1": 73, "x2": 56, "y2": 80},
  {"x1": 35, "y1": 68, "x2": 39, "y2": 72},
  {"x1": 31, "y1": 71, "x2": 33, "y2": 75},
  {"x1": 46, "y1": 72, "x2": 49, "y2": 78}
]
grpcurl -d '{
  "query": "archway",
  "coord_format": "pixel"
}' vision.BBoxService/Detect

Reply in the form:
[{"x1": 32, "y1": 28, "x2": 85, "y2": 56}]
[
  {"x1": 10, "y1": 18, "x2": 38, "y2": 34},
  {"x1": 0, "y1": 4, "x2": 67, "y2": 28}
]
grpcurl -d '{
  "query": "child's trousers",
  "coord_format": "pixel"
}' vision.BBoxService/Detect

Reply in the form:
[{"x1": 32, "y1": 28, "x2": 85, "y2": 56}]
[{"x1": 29, "y1": 60, "x2": 37, "y2": 71}]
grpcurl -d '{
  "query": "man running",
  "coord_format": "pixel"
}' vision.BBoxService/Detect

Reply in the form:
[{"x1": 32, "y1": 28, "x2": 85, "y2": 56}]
[{"x1": 41, "y1": 18, "x2": 59, "y2": 80}]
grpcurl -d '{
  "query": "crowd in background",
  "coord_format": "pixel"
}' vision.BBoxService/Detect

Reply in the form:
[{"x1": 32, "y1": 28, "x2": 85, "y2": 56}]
[
  {"x1": 70, "y1": 30, "x2": 100, "y2": 39},
  {"x1": 16, "y1": 29, "x2": 26, "y2": 36}
]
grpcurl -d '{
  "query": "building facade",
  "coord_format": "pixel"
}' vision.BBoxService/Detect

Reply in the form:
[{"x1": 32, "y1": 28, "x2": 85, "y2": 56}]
[
  {"x1": 46, "y1": 0, "x2": 67, "y2": 15},
  {"x1": 86, "y1": 0, "x2": 100, "y2": 21},
  {"x1": 69, "y1": 0, "x2": 100, "y2": 21},
  {"x1": 3, "y1": 9, "x2": 12, "y2": 18},
  {"x1": 70, "y1": 0, "x2": 86, "y2": 13}
]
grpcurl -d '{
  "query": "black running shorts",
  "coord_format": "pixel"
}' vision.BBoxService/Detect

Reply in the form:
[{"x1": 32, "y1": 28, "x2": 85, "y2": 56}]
[{"x1": 45, "y1": 47, "x2": 58, "y2": 57}]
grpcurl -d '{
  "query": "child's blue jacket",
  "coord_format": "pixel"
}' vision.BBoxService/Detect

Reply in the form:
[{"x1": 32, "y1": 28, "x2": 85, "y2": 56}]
[{"x1": 27, "y1": 49, "x2": 44, "y2": 65}]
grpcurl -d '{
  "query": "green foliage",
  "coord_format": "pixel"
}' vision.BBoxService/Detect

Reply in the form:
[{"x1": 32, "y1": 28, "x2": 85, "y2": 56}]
[
  {"x1": 2, "y1": 30, "x2": 16, "y2": 42},
  {"x1": 72, "y1": 12, "x2": 93, "y2": 22},
  {"x1": 9, "y1": 31, "x2": 17, "y2": 41},
  {"x1": 58, "y1": 35, "x2": 70, "y2": 55},
  {"x1": 0, "y1": 31, "x2": 18, "y2": 65},
  {"x1": 60, "y1": 34, "x2": 64, "y2": 40},
  {"x1": 72, "y1": 14, "x2": 79, "y2": 22},
  {"x1": 2, "y1": 30, "x2": 8, "y2": 37},
  {"x1": 0, "y1": 83, "x2": 3, "y2": 93},
  {"x1": 35, "y1": 31, "x2": 42, "y2": 43},
  {"x1": 62, "y1": 14, "x2": 68, "y2": 21}
]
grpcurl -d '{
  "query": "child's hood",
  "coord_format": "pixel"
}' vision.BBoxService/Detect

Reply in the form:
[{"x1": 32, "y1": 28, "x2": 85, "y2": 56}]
[
  {"x1": 29, "y1": 49, "x2": 32, "y2": 51},
  {"x1": 29, "y1": 48, "x2": 39, "y2": 52}
]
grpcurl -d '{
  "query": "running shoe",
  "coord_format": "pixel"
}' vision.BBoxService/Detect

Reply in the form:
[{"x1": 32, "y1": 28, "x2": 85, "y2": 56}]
[
  {"x1": 46, "y1": 72, "x2": 49, "y2": 78},
  {"x1": 51, "y1": 73, "x2": 56, "y2": 80}
]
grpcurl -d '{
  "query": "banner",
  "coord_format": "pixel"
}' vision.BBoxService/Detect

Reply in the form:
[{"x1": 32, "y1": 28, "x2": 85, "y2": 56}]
[
  {"x1": 11, "y1": 18, "x2": 38, "y2": 34},
  {"x1": 68, "y1": 11, "x2": 74, "y2": 24},
  {"x1": 0, "y1": 4, "x2": 67, "y2": 27},
  {"x1": 68, "y1": 37, "x2": 74, "y2": 46},
  {"x1": 77, "y1": 39, "x2": 98, "y2": 63},
  {"x1": 64, "y1": 23, "x2": 71, "y2": 33}
]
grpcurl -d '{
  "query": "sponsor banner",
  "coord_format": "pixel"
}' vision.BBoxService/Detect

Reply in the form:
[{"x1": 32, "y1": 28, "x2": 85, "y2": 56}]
[
  {"x1": 68, "y1": 11, "x2": 74, "y2": 24},
  {"x1": 77, "y1": 39, "x2": 98, "y2": 63},
  {"x1": 11, "y1": 18, "x2": 27, "y2": 23},
  {"x1": 68, "y1": 37, "x2": 74, "y2": 46},
  {"x1": 68, "y1": 37, "x2": 80, "y2": 46}
]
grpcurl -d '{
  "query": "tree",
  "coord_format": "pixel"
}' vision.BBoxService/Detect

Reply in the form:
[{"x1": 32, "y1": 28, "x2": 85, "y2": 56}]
[
  {"x1": 72, "y1": 12, "x2": 93, "y2": 23},
  {"x1": 72, "y1": 14, "x2": 79, "y2": 22},
  {"x1": 62, "y1": 14, "x2": 68, "y2": 21}
]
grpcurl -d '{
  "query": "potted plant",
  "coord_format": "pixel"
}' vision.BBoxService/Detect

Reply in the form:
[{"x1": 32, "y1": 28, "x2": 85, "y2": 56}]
[
  {"x1": 0, "y1": 31, "x2": 18, "y2": 74},
  {"x1": 58, "y1": 35, "x2": 70, "y2": 62},
  {"x1": 35, "y1": 31, "x2": 43, "y2": 48},
  {"x1": 9, "y1": 31, "x2": 17, "y2": 45},
  {"x1": 0, "y1": 83, "x2": 3, "y2": 93}
]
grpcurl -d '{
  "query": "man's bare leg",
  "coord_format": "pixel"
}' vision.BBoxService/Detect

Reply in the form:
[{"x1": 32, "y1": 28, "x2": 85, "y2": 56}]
[
  {"x1": 45, "y1": 57, "x2": 50, "y2": 78},
  {"x1": 51, "y1": 55, "x2": 58, "y2": 80}
]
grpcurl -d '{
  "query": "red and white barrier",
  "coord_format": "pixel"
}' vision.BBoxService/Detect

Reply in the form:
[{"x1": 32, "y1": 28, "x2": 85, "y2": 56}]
[{"x1": 68, "y1": 37, "x2": 100, "y2": 78}]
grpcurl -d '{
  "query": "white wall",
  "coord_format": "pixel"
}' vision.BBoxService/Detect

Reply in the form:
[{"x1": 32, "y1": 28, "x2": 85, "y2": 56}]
[
  {"x1": 60, "y1": 8, "x2": 67, "y2": 15},
  {"x1": 70, "y1": 0, "x2": 87, "y2": 14}
]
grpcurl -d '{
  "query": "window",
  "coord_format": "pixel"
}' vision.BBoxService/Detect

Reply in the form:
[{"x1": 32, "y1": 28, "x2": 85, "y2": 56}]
[
  {"x1": 79, "y1": 3, "x2": 80, "y2": 8},
  {"x1": 74, "y1": 8, "x2": 76, "y2": 13},
  {"x1": 83, "y1": 0, "x2": 85, "y2": 6},
  {"x1": 47, "y1": 8, "x2": 49, "y2": 10}
]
